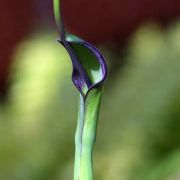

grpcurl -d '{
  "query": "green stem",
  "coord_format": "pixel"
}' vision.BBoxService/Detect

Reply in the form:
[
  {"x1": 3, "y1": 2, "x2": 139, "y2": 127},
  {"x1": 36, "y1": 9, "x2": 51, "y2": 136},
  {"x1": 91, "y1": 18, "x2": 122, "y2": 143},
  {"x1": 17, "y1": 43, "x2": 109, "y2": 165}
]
[
  {"x1": 53, "y1": 0, "x2": 65, "y2": 39},
  {"x1": 74, "y1": 94, "x2": 85, "y2": 180},
  {"x1": 53, "y1": 0, "x2": 61, "y2": 27},
  {"x1": 74, "y1": 88, "x2": 102, "y2": 180}
]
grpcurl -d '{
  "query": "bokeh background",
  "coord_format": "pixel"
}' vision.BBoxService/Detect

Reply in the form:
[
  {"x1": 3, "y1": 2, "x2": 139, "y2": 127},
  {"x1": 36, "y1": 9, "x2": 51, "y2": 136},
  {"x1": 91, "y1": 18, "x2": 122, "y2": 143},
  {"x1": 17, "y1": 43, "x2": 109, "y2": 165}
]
[{"x1": 0, "y1": 1, "x2": 180, "y2": 179}]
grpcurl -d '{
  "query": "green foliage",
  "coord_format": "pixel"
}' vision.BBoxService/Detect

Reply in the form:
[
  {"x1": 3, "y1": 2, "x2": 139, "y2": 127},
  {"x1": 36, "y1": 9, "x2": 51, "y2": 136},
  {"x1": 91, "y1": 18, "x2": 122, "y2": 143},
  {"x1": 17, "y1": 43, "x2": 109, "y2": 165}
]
[{"x1": 0, "y1": 22, "x2": 180, "y2": 180}]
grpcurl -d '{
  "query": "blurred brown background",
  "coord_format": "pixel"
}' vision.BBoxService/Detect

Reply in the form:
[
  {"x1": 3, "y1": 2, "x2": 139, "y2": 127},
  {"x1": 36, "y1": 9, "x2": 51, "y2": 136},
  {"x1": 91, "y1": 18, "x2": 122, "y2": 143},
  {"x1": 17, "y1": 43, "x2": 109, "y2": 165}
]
[{"x1": 0, "y1": 0, "x2": 180, "y2": 99}]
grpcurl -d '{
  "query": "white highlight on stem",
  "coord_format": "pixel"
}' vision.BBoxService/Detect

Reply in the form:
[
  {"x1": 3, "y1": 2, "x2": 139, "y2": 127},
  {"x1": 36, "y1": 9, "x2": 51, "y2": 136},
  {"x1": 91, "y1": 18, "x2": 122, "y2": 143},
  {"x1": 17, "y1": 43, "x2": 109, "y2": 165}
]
[{"x1": 74, "y1": 88, "x2": 102, "y2": 180}]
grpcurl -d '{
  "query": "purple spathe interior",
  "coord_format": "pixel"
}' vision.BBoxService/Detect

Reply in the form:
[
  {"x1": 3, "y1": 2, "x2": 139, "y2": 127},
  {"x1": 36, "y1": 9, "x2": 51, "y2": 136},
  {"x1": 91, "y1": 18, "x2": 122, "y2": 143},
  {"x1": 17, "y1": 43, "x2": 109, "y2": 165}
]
[
  {"x1": 57, "y1": 19, "x2": 107, "y2": 98},
  {"x1": 58, "y1": 37, "x2": 107, "y2": 98}
]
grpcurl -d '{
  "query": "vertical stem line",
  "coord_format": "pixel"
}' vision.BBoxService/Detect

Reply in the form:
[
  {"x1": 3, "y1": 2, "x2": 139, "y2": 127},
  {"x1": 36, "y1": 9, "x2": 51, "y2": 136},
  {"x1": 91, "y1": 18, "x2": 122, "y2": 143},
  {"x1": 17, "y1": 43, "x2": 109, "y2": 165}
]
[
  {"x1": 74, "y1": 88, "x2": 102, "y2": 180},
  {"x1": 74, "y1": 94, "x2": 85, "y2": 180},
  {"x1": 53, "y1": 0, "x2": 65, "y2": 40},
  {"x1": 53, "y1": 0, "x2": 61, "y2": 27}
]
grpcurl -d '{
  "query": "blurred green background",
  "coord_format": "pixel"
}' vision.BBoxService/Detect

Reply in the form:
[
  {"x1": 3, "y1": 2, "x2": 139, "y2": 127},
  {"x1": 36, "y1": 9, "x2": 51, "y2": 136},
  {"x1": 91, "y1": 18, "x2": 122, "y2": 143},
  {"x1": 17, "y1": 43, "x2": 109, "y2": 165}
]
[{"x1": 0, "y1": 21, "x2": 180, "y2": 180}]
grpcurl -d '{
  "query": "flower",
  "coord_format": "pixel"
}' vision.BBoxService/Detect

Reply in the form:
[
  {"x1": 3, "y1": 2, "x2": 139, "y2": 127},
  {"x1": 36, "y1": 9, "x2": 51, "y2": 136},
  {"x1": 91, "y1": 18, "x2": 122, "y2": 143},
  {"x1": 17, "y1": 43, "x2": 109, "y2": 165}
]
[{"x1": 58, "y1": 28, "x2": 107, "y2": 98}]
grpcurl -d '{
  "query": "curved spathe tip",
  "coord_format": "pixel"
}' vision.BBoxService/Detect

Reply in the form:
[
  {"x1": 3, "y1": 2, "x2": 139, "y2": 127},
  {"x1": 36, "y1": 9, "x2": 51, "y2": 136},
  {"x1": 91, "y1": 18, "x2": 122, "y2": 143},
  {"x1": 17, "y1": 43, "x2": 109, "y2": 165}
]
[{"x1": 58, "y1": 33, "x2": 107, "y2": 98}]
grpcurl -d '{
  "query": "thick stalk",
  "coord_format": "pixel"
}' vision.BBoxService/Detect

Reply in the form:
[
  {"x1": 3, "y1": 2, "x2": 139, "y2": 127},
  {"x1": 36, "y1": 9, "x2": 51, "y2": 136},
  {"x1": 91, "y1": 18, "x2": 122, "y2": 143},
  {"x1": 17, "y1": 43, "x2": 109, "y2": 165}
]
[
  {"x1": 74, "y1": 88, "x2": 102, "y2": 180},
  {"x1": 74, "y1": 94, "x2": 85, "y2": 180}
]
